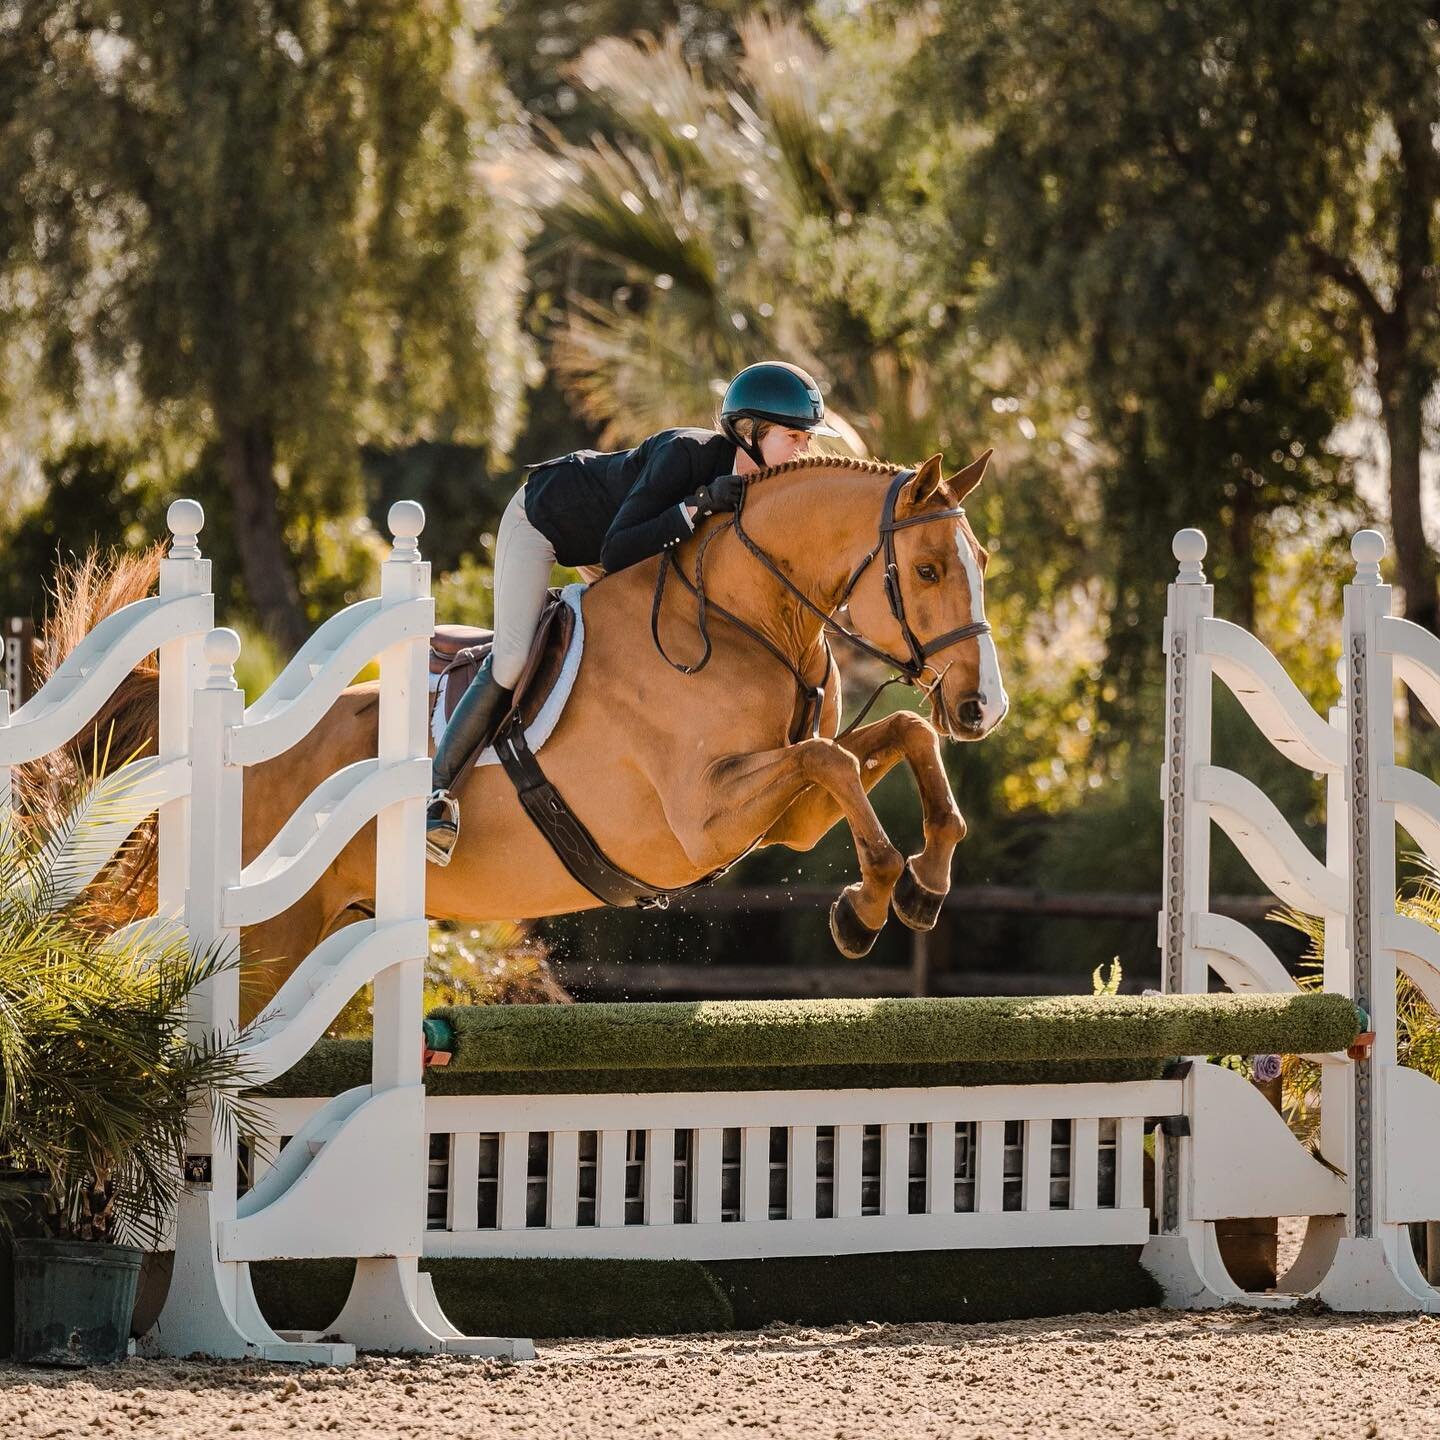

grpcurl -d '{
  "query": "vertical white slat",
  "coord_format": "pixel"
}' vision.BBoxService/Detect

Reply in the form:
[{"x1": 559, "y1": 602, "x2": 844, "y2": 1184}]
[
  {"x1": 977, "y1": 1119, "x2": 1005, "y2": 1213},
  {"x1": 835, "y1": 1125, "x2": 864, "y2": 1219},
  {"x1": 549, "y1": 1130, "x2": 579, "y2": 1229},
  {"x1": 156, "y1": 500, "x2": 212, "y2": 923},
  {"x1": 788, "y1": 1125, "x2": 817, "y2": 1221},
  {"x1": 646, "y1": 1127, "x2": 675, "y2": 1226},
  {"x1": 448, "y1": 1133, "x2": 481, "y2": 1231},
  {"x1": 183, "y1": 638, "x2": 246, "y2": 1231},
  {"x1": 926, "y1": 1121, "x2": 956, "y2": 1214},
  {"x1": 370, "y1": 507, "x2": 432, "y2": 1095},
  {"x1": 694, "y1": 1128, "x2": 723, "y2": 1224},
  {"x1": 498, "y1": 1131, "x2": 529, "y2": 1230},
  {"x1": 881, "y1": 1123, "x2": 910, "y2": 1216},
  {"x1": 1117, "y1": 1116, "x2": 1146, "y2": 1209},
  {"x1": 1161, "y1": 534, "x2": 1217, "y2": 1001},
  {"x1": 597, "y1": 1129, "x2": 628, "y2": 1228},
  {"x1": 1071, "y1": 1117, "x2": 1100, "y2": 1211},
  {"x1": 742, "y1": 1127, "x2": 771, "y2": 1222},
  {"x1": 1023, "y1": 1119, "x2": 1052, "y2": 1212}
]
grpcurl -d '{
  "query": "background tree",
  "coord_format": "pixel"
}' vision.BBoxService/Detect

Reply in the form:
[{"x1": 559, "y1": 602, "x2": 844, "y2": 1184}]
[
  {"x1": 0, "y1": 0, "x2": 533, "y2": 646},
  {"x1": 919, "y1": 0, "x2": 1433, "y2": 713}
]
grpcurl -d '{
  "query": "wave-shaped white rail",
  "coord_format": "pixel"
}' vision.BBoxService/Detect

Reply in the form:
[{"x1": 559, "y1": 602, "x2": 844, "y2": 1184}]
[
  {"x1": 223, "y1": 756, "x2": 430, "y2": 928},
  {"x1": 1381, "y1": 615, "x2": 1440, "y2": 732},
  {"x1": 226, "y1": 1086, "x2": 424, "y2": 1262},
  {"x1": 239, "y1": 918, "x2": 429, "y2": 1085},
  {"x1": 1199, "y1": 618, "x2": 1343, "y2": 774},
  {"x1": 1192, "y1": 912, "x2": 1298, "y2": 994},
  {"x1": 1381, "y1": 915, "x2": 1440, "y2": 1013},
  {"x1": 0, "y1": 594, "x2": 212, "y2": 765},
  {"x1": 1380, "y1": 764, "x2": 1440, "y2": 873},
  {"x1": 230, "y1": 597, "x2": 434, "y2": 767},
  {"x1": 1195, "y1": 764, "x2": 1345, "y2": 916},
  {"x1": 235, "y1": 1085, "x2": 371, "y2": 1222}
]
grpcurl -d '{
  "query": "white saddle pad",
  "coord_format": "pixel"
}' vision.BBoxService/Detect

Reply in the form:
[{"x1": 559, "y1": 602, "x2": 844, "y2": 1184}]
[{"x1": 428, "y1": 582, "x2": 587, "y2": 769}]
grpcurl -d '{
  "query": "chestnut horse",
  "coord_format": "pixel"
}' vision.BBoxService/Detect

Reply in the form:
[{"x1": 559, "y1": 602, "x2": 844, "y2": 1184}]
[{"x1": 59, "y1": 452, "x2": 1007, "y2": 1018}]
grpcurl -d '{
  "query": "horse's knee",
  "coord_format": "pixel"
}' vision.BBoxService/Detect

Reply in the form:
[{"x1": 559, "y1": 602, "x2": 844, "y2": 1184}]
[{"x1": 932, "y1": 807, "x2": 967, "y2": 848}]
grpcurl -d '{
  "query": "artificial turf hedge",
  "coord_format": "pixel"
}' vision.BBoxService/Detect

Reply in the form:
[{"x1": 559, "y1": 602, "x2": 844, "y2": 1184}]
[
  {"x1": 249, "y1": 1249, "x2": 1162, "y2": 1340},
  {"x1": 256, "y1": 992, "x2": 1362, "y2": 1099}
]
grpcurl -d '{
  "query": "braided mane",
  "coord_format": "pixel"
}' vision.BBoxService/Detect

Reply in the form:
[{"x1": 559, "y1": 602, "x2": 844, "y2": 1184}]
[{"x1": 744, "y1": 454, "x2": 909, "y2": 486}]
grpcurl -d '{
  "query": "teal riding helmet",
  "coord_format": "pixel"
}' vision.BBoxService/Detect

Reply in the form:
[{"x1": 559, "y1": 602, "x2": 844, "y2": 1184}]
[{"x1": 720, "y1": 361, "x2": 841, "y2": 464}]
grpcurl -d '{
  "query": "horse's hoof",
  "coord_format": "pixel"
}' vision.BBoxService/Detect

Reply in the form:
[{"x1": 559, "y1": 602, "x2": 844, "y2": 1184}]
[
  {"x1": 830, "y1": 892, "x2": 882, "y2": 959},
  {"x1": 891, "y1": 864, "x2": 946, "y2": 931}
]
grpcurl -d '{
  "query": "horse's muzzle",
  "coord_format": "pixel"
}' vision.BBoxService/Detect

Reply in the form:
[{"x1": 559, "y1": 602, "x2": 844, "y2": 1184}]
[{"x1": 947, "y1": 689, "x2": 1007, "y2": 740}]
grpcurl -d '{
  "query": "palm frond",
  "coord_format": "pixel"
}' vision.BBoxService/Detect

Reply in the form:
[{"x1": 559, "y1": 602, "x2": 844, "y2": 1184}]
[
  {"x1": 736, "y1": 15, "x2": 850, "y2": 222},
  {"x1": 552, "y1": 294, "x2": 742, "y2": 445},
  {"x1": 25, "y1": 751, "x2": 173, "y2": 914},
  {"x1": 542, "y1": 136, "x2": 722, "y2": 301},
  {"x1": 569, "y1": 33, "x2": 742, "y2": 182},
  {"x1": 0, "y1": 767, "x2": 265, "y2": 1246}
]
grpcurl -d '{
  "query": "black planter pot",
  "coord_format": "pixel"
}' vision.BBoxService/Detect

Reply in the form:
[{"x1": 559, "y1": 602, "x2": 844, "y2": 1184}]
[{"x1": 11, "y1": 1237, "x2": 143, "y2": 1366}]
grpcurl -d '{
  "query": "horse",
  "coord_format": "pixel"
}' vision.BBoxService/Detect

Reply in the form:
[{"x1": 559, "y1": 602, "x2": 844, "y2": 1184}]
[{"x1": 51, "y1": 452, "x2": 1007, "y2": 1020}]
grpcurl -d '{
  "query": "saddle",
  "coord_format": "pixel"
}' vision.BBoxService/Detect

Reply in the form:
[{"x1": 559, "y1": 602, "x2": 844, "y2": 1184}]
[
  {"x1": 429, "y1": 589, "x2": 576, "y2": 732},
  {"x1": 430, "y1": 586, "x2": 739, "y2": 910}
]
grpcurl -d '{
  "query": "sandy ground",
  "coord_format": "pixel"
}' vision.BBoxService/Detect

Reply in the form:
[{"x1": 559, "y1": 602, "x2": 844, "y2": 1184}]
[{"x1": 4, "y1": 1307, "x2": 1440, "y2": 1440}]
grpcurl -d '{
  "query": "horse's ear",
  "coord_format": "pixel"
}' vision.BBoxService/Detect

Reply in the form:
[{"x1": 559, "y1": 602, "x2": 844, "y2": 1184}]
[
  {"x1": 949, "y1": 448, "x2": 993, "y2": 503},
  {"x1": 904, "y1": 454, "x2": 947, "y2": 509}
]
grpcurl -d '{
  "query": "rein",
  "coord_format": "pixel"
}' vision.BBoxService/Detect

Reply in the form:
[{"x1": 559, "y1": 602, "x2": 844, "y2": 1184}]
[
  {"x1": 649, "y1": 466, "x2": 992, "y2": 740},
  {"x1": 651, "y1": 522, "x2": 832, "y2": 743}
]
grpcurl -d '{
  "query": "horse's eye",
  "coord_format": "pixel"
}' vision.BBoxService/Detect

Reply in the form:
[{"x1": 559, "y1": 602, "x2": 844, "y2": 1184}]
[{"x1": 916, "y1": 564, "x2": 939, "y2": 583}]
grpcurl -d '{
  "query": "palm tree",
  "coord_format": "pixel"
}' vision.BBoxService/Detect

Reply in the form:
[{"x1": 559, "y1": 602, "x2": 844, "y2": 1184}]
[
  {"x1": 527, "y1": 15, "x2": 970, "y2": 458},
  {"x1": 0, "y1": 764, "x2": 260, "y2": 1249}
]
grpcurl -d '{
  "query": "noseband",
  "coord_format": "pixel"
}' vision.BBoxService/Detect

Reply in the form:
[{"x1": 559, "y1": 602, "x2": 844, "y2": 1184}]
[{"x1": 650, "y1": 466, "x2": 992, "y2": 741}]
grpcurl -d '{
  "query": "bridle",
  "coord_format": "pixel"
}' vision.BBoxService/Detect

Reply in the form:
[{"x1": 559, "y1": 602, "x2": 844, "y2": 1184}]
[{"x1": 650, "y1": 466, "x2": 993, "y2": 742}]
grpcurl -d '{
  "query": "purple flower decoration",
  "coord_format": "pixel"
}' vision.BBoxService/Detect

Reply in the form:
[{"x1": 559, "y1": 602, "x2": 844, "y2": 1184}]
[{"x1": 1252, "y1": 1053, "x2": 1282, "y2": 1083}]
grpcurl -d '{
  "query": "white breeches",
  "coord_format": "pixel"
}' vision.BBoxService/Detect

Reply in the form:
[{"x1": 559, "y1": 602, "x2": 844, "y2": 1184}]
[{"x1": 491, "y1": 486, "x2": 557, "y2": 689}]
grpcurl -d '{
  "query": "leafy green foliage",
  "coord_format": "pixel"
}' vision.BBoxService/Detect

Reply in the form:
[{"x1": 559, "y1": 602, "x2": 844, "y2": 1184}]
[{"x1": 0, "y1": 767, "x2": 262, "y2": 1247}]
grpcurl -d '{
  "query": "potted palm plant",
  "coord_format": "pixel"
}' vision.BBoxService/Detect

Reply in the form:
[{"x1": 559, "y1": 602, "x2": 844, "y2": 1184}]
[{"x1": 0, "y1": 765, "x2": 261, "y2": 1366}]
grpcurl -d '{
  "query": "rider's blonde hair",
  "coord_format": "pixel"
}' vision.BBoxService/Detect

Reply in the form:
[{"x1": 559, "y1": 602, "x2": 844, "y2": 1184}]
[{"x1": 721, "y1": 417, "x2": 815, "y2": 454}]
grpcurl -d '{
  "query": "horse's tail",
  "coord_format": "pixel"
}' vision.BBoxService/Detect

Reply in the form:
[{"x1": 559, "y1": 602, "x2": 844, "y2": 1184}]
[{"x1": 17, "y1": 544, "x2": 167, "y2": 926}]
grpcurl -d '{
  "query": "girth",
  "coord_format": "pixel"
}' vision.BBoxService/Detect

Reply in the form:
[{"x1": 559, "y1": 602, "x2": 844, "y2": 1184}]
[{"x1": 494, "y1": 713, "x2": 740, "y2": 910}]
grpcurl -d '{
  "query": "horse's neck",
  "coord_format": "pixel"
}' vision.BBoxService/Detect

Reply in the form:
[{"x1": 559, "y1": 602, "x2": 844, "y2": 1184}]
[{"x1": 704, "y1": 467, "x2": 883, "y2": 666}]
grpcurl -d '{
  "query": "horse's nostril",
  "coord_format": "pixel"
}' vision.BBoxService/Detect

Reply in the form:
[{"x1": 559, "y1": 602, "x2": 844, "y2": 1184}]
[{"x1": 958, "y1": 699, "x2": 984, "y2": 729}]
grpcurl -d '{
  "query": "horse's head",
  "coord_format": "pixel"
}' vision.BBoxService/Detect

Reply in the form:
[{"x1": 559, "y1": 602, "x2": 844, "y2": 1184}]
[{"x1": 844, "y1": 451, "x2": 1008, "y2": 742}]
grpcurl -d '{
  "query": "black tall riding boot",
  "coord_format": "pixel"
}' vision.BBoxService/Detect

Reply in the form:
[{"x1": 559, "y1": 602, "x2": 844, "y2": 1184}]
[{"x1": 426, "y1": 654, "x2": 515, "y2": 866}]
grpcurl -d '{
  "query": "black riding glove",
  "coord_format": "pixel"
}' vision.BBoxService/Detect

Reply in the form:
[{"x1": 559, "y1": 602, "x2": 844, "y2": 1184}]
[{"x1": 686, "y1": 474, "x2": 746, "y2": 516}]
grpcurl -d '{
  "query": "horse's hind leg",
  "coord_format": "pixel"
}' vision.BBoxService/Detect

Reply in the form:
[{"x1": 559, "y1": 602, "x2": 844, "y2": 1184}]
[
  {"x1": 677, "y1": 739, "x2": 904, "y2": 959},
  {"x1": 761, "y1": 712, "x2": 965, "y2": 933}
]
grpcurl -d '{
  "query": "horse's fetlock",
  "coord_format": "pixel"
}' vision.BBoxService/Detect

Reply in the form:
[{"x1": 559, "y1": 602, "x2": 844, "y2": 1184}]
[{"x1": 869, "y1": 843, "x2": 904, "y2": 889}]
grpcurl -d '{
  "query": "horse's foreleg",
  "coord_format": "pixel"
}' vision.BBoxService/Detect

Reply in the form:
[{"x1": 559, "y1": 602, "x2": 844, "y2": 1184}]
[
  {"x1": 674, "y1": 739, "x2": 904, "y2": 959},
  {"x1": 866, "y1": 713, "x2": 966, "y2": 932},
  {"x1": 762, "y1": 712, "x2": 965, "y2": 932}
]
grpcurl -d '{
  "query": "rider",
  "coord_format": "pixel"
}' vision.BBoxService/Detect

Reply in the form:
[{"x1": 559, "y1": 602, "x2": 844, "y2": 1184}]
[{"x1": 425, "y1": 360, "x2": 842, "y2": 864}]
